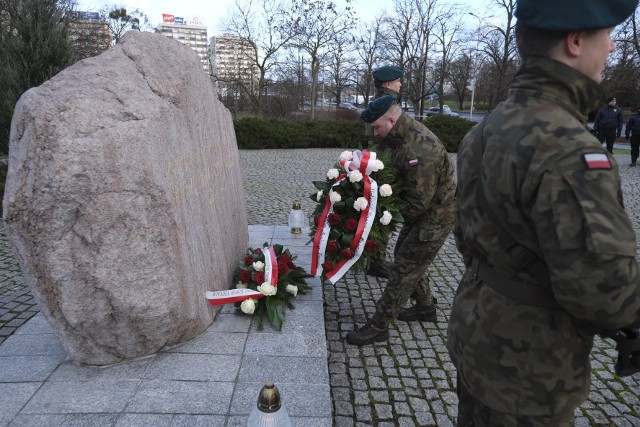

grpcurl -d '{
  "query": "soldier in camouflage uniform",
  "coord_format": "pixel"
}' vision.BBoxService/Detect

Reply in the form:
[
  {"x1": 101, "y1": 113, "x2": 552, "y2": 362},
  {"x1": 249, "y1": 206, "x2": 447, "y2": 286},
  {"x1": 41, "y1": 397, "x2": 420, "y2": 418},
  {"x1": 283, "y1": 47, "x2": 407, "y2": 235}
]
[
  {"x1": 365, "y1": 65, "x2": 405, "y2": 279},
  {"x1": 347, "y1": 95, "x2": 456, "y2": 346},
  {"x1": 448, "y1": 0, "x2": 640, "y2": 425}
]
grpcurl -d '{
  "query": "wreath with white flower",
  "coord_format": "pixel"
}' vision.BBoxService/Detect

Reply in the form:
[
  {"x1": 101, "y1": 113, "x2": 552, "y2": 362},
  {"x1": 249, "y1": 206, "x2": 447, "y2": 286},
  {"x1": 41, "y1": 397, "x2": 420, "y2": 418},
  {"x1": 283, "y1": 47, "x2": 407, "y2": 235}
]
[
  {"x1": 206, "y1": 244, "x2": 312, "y2": 331},
  {"x1": 309, "y1": 149, "x2": 405, "y2": 283}
]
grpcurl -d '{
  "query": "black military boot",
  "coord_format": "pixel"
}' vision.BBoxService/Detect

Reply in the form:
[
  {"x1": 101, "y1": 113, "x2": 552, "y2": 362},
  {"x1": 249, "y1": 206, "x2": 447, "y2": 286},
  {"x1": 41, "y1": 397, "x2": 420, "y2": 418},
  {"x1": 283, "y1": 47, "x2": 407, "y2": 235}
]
[
  {"x1": 397, "y1": 304, "x2": 437, "y2": 322},
  {"x1": 346, "y1": 321, "x2": 389, "y2": 346},
  {"x1": 631, "y1": 160, "x2": 637, "y2": 167}
]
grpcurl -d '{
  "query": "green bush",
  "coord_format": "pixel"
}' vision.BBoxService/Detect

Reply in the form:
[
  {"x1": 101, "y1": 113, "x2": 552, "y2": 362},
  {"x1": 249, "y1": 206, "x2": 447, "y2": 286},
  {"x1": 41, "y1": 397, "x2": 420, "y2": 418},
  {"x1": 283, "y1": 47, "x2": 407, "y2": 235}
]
[
  {"x1": 233, "y1": 115, "x2": 476, "y2": 152},
  {"x1": 422, "y1": 115, "x2": 477, "y2": 153},
  {"x1": 234, "y1": 118, "x2": 367, "y2": 149}
]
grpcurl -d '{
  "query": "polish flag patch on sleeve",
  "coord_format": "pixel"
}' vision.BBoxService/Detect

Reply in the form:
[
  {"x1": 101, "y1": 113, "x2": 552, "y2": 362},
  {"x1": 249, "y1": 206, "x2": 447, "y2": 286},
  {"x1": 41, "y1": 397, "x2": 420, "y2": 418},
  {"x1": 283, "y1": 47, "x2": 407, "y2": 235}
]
[
  {"x1": 408, "y1": 159, "x2": 419, "y2": 167},
  {"x1": 582, "y1": 153, "x2": 611, "y2": 170}
]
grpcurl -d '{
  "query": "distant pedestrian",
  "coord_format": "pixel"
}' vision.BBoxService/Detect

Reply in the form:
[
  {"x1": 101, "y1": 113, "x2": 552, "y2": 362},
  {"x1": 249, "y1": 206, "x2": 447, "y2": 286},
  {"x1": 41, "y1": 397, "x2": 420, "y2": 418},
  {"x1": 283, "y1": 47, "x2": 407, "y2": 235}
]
[
  {"x1": 625, "y1": 106, "x2": 640, "y2": 166},
  {"x1": 347, "y1": 95, "x2": 455, "y2": 346},
  {"x1": 594, "y1": 96, "x2": 623, "y2": 153}
]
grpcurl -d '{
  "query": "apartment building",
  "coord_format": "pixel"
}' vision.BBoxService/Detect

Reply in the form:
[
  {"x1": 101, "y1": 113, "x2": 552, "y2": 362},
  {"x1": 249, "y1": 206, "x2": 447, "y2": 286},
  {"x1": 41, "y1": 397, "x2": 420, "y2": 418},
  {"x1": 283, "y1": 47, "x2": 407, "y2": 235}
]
[
  {"x1": 156, "y1": 15, "x2": 210, "y2": 74},
  {"x1": 210, "y1": 35, "x2": 258, "y2": 96},
  {"x1": 68, "y1": 11, "x2": 111, "y2": 60}
]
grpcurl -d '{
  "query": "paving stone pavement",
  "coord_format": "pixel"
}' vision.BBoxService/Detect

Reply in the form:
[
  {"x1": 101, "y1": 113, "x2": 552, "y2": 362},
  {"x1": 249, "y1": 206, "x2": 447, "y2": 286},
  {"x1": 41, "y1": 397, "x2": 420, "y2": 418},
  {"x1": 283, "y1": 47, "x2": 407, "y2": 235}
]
[{"x1": 0, "y1": 147, "x2": 639, "y2": 426}]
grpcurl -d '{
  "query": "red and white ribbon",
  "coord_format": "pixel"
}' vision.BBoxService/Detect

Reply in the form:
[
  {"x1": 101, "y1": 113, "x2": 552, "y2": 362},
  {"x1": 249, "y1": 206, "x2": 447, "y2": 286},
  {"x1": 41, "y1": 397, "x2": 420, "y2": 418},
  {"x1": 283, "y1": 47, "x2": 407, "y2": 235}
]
[
  {"x1": 311, "y1": 150, "x2": 379, "y2": 284},
  {"x1": 206, "y1": 288, "x2": 263, "y2": 306},
  {"x1": 264, "y1": 246, "x2": 278, "y2": 286},
  {"x1": 206, "y1": 246, "x2": 279, "y2": 306}
]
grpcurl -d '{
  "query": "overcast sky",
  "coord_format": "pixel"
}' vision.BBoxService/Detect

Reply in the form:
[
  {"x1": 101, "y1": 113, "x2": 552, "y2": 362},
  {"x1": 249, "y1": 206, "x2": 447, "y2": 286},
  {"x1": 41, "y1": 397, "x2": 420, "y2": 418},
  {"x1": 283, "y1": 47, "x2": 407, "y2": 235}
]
[{"x1": 76, "y1": 0, "x2": 490, "y2": 36}]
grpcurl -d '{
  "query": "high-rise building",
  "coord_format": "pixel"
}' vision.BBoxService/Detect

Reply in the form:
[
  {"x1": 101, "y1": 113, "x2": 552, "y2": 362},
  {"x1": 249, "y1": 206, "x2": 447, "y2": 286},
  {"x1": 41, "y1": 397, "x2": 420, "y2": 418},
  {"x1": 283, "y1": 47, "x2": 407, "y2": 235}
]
[
  {"x1": 156, "y1": 14, "x2": 209, "y2": 74},
  {"x1": 210, "y1": 35, "x2": 258, "y2": 97},
  {"x1": 68, "y1": 12, "x2": 111, "y2": 60}
]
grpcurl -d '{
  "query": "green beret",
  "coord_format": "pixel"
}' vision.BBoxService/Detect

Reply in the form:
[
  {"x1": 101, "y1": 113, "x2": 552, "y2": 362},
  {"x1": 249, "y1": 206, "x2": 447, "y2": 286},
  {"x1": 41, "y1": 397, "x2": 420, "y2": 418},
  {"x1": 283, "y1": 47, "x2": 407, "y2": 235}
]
[
  {"x1": 372, "y1": 65, "x2": 404, "y2": 82},
  {"x1": 515, "y1": 0, "x2": 638, "y2": 31},
  {"x1": 360, "y1": 95, "x2": 396, "y2": 123}
]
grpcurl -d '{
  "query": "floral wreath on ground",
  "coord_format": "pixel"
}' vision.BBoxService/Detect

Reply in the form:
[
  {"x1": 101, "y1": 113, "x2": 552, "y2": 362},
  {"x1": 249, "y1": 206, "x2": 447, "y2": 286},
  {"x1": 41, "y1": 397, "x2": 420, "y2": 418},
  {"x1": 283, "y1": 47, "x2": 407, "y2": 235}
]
[
  {"x1": 206, "y1": 244, "x2": 312, "y2": 331},
  {"x1": 309, "y1": 149, "x2": 405, "y2": 284}
]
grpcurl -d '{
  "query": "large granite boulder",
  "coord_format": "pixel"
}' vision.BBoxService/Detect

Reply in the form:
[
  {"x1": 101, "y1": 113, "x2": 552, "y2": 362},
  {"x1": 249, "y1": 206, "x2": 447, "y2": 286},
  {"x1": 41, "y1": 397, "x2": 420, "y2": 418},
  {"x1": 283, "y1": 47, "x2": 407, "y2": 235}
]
[{"x1": 3, "y1": 31, "x2": 248, "y2": 365}]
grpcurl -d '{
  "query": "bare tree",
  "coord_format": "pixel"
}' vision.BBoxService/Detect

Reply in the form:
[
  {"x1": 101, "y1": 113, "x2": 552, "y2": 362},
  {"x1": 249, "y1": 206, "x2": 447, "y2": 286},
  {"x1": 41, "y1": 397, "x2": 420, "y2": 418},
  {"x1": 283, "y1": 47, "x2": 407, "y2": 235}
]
[
  {"x1": 219, "y1": 0, "x2": 297, "y2": 116},
  {"x1": 470, "y1": 0, "x2": 518, "y2": 108},
  {"x1": 353, "y1": 17, "x2": 383, "y2": 106},
  {"x1": 448, "y1": 53, "x2": 474, "y2": 110},
  {"x1": 430, "y1": 5, "x2": 463, "y2": 112},
  {"x1": 290, "y1": 0, "x2": 355, "y2": 120}
]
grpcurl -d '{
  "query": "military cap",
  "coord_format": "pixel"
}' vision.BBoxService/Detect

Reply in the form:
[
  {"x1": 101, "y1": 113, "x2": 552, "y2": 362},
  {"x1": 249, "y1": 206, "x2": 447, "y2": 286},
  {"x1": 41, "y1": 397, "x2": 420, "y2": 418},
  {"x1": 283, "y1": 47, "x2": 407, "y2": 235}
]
[
  {"x1": 607, "y1": 96, "x2": 616, "y2": 102},
  {"x1": 360, "y1": 95, "x2": 397, "y2": 123},
  {"x1": 515, "y1": 0, "x2": 638, "y2": 31},
  {"x1": 372, "y1": 65, "x2": 404, "y2": 82}
]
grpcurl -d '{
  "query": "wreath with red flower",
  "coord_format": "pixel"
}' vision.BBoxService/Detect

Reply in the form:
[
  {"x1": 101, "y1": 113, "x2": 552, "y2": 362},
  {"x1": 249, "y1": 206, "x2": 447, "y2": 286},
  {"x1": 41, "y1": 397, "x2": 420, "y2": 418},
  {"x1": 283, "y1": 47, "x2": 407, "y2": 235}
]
[
  {"x1": 207, "y1": 244, "x2": 312, "y2": 331},
  {"x1": 309, "y1": 149, "x2": 405, "y2": 283}
]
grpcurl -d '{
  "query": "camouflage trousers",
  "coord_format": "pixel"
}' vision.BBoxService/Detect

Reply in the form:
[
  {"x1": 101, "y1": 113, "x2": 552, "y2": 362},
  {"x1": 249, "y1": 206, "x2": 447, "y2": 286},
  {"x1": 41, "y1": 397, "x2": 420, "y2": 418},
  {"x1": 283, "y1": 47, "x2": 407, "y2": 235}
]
[
  {"x1": 371, "y1": 218, "x2": 452, "y2": 326},
  {"x1": 456, "y1": 376, "x2": 574, "y2": 427}
]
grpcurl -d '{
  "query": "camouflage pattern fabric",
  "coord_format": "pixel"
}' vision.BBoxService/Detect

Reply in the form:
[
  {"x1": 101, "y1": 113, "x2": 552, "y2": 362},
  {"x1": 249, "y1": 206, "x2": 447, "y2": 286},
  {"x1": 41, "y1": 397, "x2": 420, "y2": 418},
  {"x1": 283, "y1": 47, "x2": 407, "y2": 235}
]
[
  {"x1": 370, "y1": 113, "x2": 455, "y2": 326},
  {"x1": 448, "y1": 57, "x2": 640, "y2": 417}
]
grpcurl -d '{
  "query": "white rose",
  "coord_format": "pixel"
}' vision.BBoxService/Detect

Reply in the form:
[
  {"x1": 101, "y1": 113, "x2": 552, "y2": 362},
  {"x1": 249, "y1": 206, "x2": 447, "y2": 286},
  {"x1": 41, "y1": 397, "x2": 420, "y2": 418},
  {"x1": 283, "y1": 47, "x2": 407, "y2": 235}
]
[
  {"x1": 236, "y1": 282, "x2": 247, "y2": 289},
  {"x1": 316, "y1": 190, "x2": 323, "y2": 201},
  {"x1": 240, "y1": 298, "x2": 256, "y2": 314},
  {"x1": 326, "y1": 168, "x2": 339, "y2": 180},
  {"x1": 252, "y1": 261, "x2": 264, "y2": 271},
  {"x1": 379, "y1": 184, "x2": 393, "y2": 197},
  {"x1": 354, "y1": 197, "x2": 368, "y2": 211},
  {"x1": 349, "y1": 170, "x2": 363, "y2": 183},
  {"x1": 259, "y1": 282, "x2": 277, "y2": 296},
  {"x1": 339, "y1": 150, "x2": 353, "y2": 161},
  {"x1": 372, "y1": 160, "x2": 384, "y2": 172},
  {"x1": 329, "y1": 190, "x2": 342, "y2": 203},
  {"x1": 286, "y1": 284, "x2": 298, "y2": 296},
  {"x1": 380, "y1": 210, "x2": 392, "y2": 225}
]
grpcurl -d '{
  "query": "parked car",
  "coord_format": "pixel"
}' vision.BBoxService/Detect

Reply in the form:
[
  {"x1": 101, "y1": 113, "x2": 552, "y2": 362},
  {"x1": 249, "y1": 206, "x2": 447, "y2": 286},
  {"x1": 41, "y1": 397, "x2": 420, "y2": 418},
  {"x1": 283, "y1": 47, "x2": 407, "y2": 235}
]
[
  {"x1": 423, "y1": 105, "x2": 459, "y2": 117},
  {"x1": 337, "y1": 102, "x2": 357, "y2": 111}
]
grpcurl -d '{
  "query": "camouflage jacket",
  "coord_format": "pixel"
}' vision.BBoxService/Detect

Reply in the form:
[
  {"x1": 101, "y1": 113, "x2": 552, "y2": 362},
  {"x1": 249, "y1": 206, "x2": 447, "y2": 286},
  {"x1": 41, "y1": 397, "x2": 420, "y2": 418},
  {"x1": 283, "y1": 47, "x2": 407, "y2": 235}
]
[
  {"x1": 381, "y1": 113, "x2": 455, "y2": 225},
  {"x1": 448, "y1": 57, "x2": 640, "y2": 416}
]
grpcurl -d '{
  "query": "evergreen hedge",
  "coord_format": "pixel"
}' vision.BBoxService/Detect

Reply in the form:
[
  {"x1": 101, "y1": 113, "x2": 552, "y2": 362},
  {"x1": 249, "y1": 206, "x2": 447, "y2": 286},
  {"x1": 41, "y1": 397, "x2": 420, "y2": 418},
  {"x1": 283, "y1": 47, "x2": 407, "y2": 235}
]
[{"x1": 233, "y1": 114, "x2": 477, "y2": 153}]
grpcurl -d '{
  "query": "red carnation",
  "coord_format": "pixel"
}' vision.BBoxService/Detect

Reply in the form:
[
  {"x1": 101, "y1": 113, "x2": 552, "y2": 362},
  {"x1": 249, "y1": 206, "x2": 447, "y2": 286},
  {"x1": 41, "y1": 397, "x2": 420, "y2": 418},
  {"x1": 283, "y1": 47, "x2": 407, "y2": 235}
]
[
  {"x1": 280, "y1": 253, "x2": 292, "y2": 263},
  {"x1": 278, "y1": 261, "x2": 290, "y2": 275},
  {"x1": 314, "y1": 216, "x2": 321, "y2": 226},
  {"x1": 364, "y1": 239, "x2": 377, "y2": 252},
  {"x1": 287, "y1": 261, "x2": 296, "y2": 269},
  {"x1": 255, "y1": 248, "x2": 263, "y2": 255},
  {"x1": 244, "y1": 256, "x2": 254, "y2": 265},
  {"x1": 239, "y1": 270, "x2": 252, "y2": 283},
  {"x1": 322, "y1": 261, "x2": 334, "y2": 272},
  {"x1": 345, "y1": 218, "x2": 358, "y2": 232},
  {"x1": 255, "y1": 271, "x2": 265, "y2": 284},
  {"x1": 327, "y1": 240, "x2": 340, "y2": 252},
  {"x1": 340, "y1": 248, "x2": 354, "y2": 259},
  {"x1": 328, "y1": 213, "x2": 341, "y2": 226}
]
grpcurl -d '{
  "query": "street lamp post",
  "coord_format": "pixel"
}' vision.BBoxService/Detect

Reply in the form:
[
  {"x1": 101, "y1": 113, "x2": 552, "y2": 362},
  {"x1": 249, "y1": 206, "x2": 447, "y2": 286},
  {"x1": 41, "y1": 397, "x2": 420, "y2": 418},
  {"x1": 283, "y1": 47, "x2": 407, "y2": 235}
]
[{"x1": 468, "y1": 78, "x2": 476, "y2": 121}]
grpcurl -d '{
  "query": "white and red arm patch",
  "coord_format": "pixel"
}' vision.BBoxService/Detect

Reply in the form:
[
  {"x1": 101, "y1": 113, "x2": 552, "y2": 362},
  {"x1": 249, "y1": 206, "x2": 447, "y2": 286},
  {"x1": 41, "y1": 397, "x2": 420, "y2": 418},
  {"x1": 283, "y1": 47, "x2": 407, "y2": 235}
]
[{"x1": 582, "y1": 153, "x2": 611, "y2": 170}]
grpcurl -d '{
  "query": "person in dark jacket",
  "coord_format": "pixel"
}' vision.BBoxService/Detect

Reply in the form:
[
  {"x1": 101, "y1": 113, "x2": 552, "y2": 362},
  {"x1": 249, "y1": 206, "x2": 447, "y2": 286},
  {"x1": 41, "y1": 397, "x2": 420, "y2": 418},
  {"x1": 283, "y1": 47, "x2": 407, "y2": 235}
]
[
  {"x1": 594, "y1": 96, "x2": 623, "y2": 153},
  {"x1": 625, "y1": 106, "x2": 640, "y2": 166}
]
